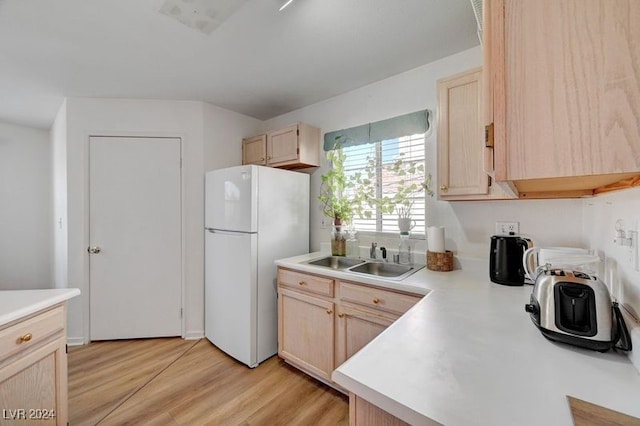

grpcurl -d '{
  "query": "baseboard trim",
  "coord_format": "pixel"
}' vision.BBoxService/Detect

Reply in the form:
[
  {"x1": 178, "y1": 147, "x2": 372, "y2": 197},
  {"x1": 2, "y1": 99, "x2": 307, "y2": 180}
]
[
  {"x1": 184, "y1": 330, "x2": 204, "y2": 340},
  {"x1": 67, "y1": 337, "x2": 86, "y2": 346}
]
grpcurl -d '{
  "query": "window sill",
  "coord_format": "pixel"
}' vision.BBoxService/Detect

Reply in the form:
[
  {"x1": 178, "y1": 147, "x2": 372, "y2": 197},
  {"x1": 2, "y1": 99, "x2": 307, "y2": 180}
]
[{"x1": 354, "y1": 230, "x2": 426, "y2": 240}]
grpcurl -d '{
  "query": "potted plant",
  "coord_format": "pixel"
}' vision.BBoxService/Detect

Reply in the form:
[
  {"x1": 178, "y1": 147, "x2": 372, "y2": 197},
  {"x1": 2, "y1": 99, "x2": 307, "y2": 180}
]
[{"x1": 318, "y1": 142, "x2": 354, "y2": 255}]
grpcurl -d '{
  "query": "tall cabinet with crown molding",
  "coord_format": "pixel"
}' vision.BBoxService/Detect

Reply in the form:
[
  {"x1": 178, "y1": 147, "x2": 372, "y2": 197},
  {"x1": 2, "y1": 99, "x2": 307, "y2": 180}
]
[{"x1": 483, "y1": 0, "x2": 640, "y2": 198}]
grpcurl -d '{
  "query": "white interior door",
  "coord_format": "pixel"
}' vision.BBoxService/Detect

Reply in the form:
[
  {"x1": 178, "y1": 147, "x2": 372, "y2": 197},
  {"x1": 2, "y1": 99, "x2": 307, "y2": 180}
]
[{"x1": 89, "y1": 136, "x2": 182, "y2": 340}]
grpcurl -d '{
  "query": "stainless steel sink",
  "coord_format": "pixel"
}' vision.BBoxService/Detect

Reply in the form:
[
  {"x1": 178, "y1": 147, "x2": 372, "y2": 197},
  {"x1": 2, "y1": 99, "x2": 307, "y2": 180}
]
[
  {"x1": 305, "y1": 256, "x2": 366, "y2": 270},
  {"x1": 347, "y1": 262, "x2": 422, "y2": 280}
]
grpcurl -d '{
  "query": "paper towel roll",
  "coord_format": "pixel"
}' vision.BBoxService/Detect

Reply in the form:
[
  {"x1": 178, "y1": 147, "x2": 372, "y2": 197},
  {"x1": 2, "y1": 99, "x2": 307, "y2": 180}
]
[{"x1": 427, "y1": 226, "x2": 445, "y2": 253}]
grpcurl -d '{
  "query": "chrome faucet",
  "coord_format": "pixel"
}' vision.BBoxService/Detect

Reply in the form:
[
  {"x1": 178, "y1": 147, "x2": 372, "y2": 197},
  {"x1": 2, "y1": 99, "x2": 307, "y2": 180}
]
[
  {"x1": 370, "y1": 242, "x2": 377, "y2": 259},
  {"x1": 380, "y1": 246, "x2": 387, "y2": 261}
]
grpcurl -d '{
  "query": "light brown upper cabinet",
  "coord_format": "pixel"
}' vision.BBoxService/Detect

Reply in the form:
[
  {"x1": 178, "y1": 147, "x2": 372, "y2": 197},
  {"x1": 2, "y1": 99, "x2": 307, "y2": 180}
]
[
  {"x1": 484, "y1": 0, "x2": 640, "y2": 198},
  {"x1": 242, "y1": 134, "x2": 267, "y2": 166},
  {"x1": 437, "y1": 67, "x2": 513, "y2": 200},
  {"x1": 242, "y1": 123, "x2": 320, "y2": 170}
]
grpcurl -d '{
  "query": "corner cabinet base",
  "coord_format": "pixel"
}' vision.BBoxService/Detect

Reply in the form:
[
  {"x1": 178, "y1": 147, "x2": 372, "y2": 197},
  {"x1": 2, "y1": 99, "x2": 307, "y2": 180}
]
[
  {"x1": 350, "y1": 394, "x2": 410, "y2": 426},
  {"x1": 277, "y1": 266, "x2": 423, "y2": 425},
  {"x1": 276, "y1": 266, "x2": 420, "y2": 382}
]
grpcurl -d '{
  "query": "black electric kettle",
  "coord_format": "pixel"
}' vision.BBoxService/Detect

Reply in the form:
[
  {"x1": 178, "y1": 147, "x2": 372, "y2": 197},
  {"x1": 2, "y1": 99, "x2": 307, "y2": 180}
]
[{"x1": 490, "y1": 235, "x2": 533, "y2": 286}]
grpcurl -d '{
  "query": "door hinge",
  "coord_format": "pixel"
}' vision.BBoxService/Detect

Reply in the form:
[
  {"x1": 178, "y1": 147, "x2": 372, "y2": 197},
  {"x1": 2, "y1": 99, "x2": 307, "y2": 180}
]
[
  {"x1": 485, "y1": 123, "x2": 494, "y2": 148},
  {"x1": 180, "y1": 308, "x2": 183, "y2": 318},
  {"x1": 296, "y1": 129, "x2": 299, "y2": 136},
  {"x1": 297, "y1": 147, "x2": 300, "y2": 155},
  {"x1": 65, "y1": 344, "x2": 68, "y2": 354}
]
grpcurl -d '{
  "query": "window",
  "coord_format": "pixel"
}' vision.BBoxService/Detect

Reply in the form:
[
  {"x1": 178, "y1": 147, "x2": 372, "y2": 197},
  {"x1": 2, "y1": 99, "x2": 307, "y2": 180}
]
[{"x1": 342, "y1": 133, "x2": 427, "y2": 234}]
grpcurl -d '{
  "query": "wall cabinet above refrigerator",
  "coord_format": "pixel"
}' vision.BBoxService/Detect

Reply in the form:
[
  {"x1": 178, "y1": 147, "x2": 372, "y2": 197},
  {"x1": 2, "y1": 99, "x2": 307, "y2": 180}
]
[{"x1": 242, "y1": 122, "x2": 320, "y2": 170}]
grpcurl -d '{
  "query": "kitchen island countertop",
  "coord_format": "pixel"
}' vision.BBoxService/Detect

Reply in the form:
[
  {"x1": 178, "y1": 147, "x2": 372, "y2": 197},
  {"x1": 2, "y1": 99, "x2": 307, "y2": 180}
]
[
  {"x1": 0, "y1": 288, "x2": 81, "y2": 326},
  {"x1": 276, "y1": 253, "x2": 640, "y2": 426}
]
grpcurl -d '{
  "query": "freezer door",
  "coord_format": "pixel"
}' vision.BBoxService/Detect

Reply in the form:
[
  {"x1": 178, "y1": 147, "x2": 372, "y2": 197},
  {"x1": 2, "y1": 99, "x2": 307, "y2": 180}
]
[
  {"x1": 205, "y1": 165, "x2": 258, "y2": 232},
  {"x1": 205, "y1": 229, "x2": 258, "y2": 367}
]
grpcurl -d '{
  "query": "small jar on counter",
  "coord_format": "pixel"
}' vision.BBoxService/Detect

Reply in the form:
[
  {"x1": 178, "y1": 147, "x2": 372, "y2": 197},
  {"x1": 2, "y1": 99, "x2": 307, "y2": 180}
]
[{"x1": 346, "y1": 229, "x2": 359, "y2": 258}]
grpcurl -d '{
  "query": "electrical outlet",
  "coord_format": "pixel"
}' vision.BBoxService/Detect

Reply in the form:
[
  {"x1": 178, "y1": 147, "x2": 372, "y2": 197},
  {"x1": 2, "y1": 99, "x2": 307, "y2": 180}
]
[
  {"x1": 496, "y1": 221, "x2": 519, "y2": 235},
  {"x1": 320, "y1": 218, "x2": 328, "y2": 229}
]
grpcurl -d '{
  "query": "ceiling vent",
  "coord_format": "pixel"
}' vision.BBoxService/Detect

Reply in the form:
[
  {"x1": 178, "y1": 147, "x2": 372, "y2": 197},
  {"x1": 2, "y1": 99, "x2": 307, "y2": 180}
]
[
  {"x1": 159, "y1": 0, "x2": 248, "y2": 35},
  {"x1": 469, "y1": 0, "x2": 483, "y2": 45}
]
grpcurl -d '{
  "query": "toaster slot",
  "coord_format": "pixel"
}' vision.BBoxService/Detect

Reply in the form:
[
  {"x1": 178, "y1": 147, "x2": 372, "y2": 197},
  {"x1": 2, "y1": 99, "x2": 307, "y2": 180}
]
[{"x1": 554, "y1": 282, "x2": 597, "y2": 337}]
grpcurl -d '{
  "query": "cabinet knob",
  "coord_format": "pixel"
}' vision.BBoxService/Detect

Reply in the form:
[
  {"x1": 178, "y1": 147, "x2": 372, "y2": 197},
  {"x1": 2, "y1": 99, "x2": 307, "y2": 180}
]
[
  {"x1": 260, "y1": 157, "x2": 265, "y2": 161},
  {"x1": 338, "y1": 313, "x2": 345, "y2": 318},
  {"x1": 439, "y1": 185, "x2": 448, "y2": 192},
  {"x1": 19, "y1": 333, "x2": 32, "y2": 343},
  {"x1": 326, "y1": 309, "x2": 333, "y2": 315},
  {"x1": 267, "y1": 156, "x2": 271, "y2": 160},
  {"x1": 298, "y1": 281, "x2": 305, "y2": 286},
  {"x1": 373, "y1": 298, "x2": 380, "y2": 304}
]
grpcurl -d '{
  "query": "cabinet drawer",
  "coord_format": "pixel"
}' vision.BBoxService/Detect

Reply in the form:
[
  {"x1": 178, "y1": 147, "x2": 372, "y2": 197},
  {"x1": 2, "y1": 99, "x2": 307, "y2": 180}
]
[
  {"x1": 338, "y1": 282, "x2": 420, "y2": 315},
  {"x1": 278, "y1": 268, "x2": 334, "y2": 297},
  {"x1": 0, "y1": 306, "x2": 65, "y2": 363}
]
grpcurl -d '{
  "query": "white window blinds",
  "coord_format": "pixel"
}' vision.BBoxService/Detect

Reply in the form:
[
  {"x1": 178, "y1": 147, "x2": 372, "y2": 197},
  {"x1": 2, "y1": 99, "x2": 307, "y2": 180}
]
[{"x1": 343, "y1": 133, "x2": 427, "y2": 234}]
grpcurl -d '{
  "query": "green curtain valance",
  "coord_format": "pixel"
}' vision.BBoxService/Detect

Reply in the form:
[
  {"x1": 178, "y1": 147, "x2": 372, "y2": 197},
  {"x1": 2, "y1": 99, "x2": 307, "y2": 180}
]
[{"x1": 323, "y1": 109, "x2": 431, "y2": 151}]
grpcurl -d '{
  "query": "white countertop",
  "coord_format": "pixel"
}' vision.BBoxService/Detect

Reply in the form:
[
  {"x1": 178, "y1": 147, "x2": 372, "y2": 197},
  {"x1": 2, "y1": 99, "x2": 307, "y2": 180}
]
[
  {"x1": 0, "y1": 288, "x2": 81, "y2": 327},
  {"x1": 276, "y1": 253, "x2": 640, "y2": 426}
]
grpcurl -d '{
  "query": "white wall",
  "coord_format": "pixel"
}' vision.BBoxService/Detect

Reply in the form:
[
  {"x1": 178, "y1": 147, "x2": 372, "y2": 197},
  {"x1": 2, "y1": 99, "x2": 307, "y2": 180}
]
[
  {"x1": 583, "y1": 188, "x2": 640, "y2": 368},
  {"x1": 264, "y1": 47, "x2": 586, "y2": 258},
  {"x1": 0, "y1": 121, "x2": 52, "y2": 289},
  {"x1": 51, "y1": 102, "x2": 68, "y2": 291},
  {"x1": 62, "y1": 98, "x2": 261, "y2": 342},
  {"x1": 203, "y1": 102, "x2": 264, "y2": 171}
]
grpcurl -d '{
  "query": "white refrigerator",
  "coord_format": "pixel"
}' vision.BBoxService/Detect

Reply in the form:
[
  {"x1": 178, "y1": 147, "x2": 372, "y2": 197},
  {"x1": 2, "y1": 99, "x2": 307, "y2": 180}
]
[{"x1": 204, "y1": 165, "x2": 309, "y2": 367}]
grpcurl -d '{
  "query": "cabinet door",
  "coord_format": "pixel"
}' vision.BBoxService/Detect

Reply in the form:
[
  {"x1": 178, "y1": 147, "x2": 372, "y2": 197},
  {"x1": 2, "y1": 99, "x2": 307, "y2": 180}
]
[
  {"x1": 242, "y1": 135, "x2": 267, "y2": 165},
  {"x1": 489, "y1": 0, "x2": 640, "y2": 186},
  {"x1": 0, "y1": 338, "x2": 67, "y2": 425},
  {"x1": 267, "y1": 125, "x2": 299, "y2": 166},
  {"x1": 351, "y1": 394, "x2": 410, "y2": 426},
  {"x1": 335, "y1": 305, "x2": 395, "y2": 368},
  {"x1": 278, "y1": 288, "x2": 335, "y2": 381},
  {"x1": 437, "y1": 68, "x2": 488, "y2": 198}
]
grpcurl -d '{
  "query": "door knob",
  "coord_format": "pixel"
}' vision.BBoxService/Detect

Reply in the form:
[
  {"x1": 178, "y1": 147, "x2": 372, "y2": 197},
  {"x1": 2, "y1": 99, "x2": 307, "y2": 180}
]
[
  {"x1": 88, "y1": 246, "x2": 101, "y2": 254},
  {"x1": 440, "y1": 185, "x2": 448, "y2": 192}
]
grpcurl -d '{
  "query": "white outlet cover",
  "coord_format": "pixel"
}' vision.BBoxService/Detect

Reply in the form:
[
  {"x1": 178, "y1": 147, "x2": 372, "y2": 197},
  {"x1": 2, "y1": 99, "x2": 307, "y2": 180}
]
[{"x1": 495, "y1": 221, "x2": 519, "y2": 235}]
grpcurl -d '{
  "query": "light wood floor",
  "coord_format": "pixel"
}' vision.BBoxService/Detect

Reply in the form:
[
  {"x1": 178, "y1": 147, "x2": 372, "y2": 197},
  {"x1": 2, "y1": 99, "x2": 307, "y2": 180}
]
[{"x1": 68, "y1": 338, "x2": 348, "y2": 425}]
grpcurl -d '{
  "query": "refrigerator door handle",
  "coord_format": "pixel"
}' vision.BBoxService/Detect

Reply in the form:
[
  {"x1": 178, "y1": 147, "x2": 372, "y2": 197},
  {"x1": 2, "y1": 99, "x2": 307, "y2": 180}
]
[{"x1": 207, "y1": 228, "x2": 255, "y2": 236}]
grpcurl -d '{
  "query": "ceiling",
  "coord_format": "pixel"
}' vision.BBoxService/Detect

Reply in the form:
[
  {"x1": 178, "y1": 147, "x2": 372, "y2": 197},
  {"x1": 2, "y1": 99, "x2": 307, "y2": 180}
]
[{"x1": 0, "y1": 0, "x2": 479, "y2": 129}]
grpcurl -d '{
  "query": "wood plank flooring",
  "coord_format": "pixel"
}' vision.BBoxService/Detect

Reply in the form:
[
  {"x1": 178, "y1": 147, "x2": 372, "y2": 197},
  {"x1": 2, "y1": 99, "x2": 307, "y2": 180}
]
[{"x1": 68, "y1": 338, "x2": 348, "y2": 426}]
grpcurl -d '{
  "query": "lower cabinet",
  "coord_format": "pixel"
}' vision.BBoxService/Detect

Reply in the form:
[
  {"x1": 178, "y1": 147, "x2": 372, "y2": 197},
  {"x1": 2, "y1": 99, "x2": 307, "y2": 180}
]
[
  {"x1": 350, "y1": 394, "x2": 410, "y2": 426},
  {"x1": 277, "y1": 267, "x2": 420, "y2": 388},
  {"x1": 278, "y1": 288, "x2": 335, "y2": 382},
  {"x1": 0, "y1": 304, "x2": 68, "y2": 425},
  {"x1": 335, "y1": 305, "x2": 395, "y2": 368}
]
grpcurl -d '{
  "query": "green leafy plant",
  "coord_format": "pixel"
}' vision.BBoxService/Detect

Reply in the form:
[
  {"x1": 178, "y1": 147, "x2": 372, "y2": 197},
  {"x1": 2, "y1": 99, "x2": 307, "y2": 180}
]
[
  {"x1": 319, "y1": 138, "x2": 434, "y2": 226},
  {"x1": 350, "y1": 152, "x2": 434, "y2": 220},
  {"x1": 318, "y1": 140, "x2": 354, "y2": 224}
]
